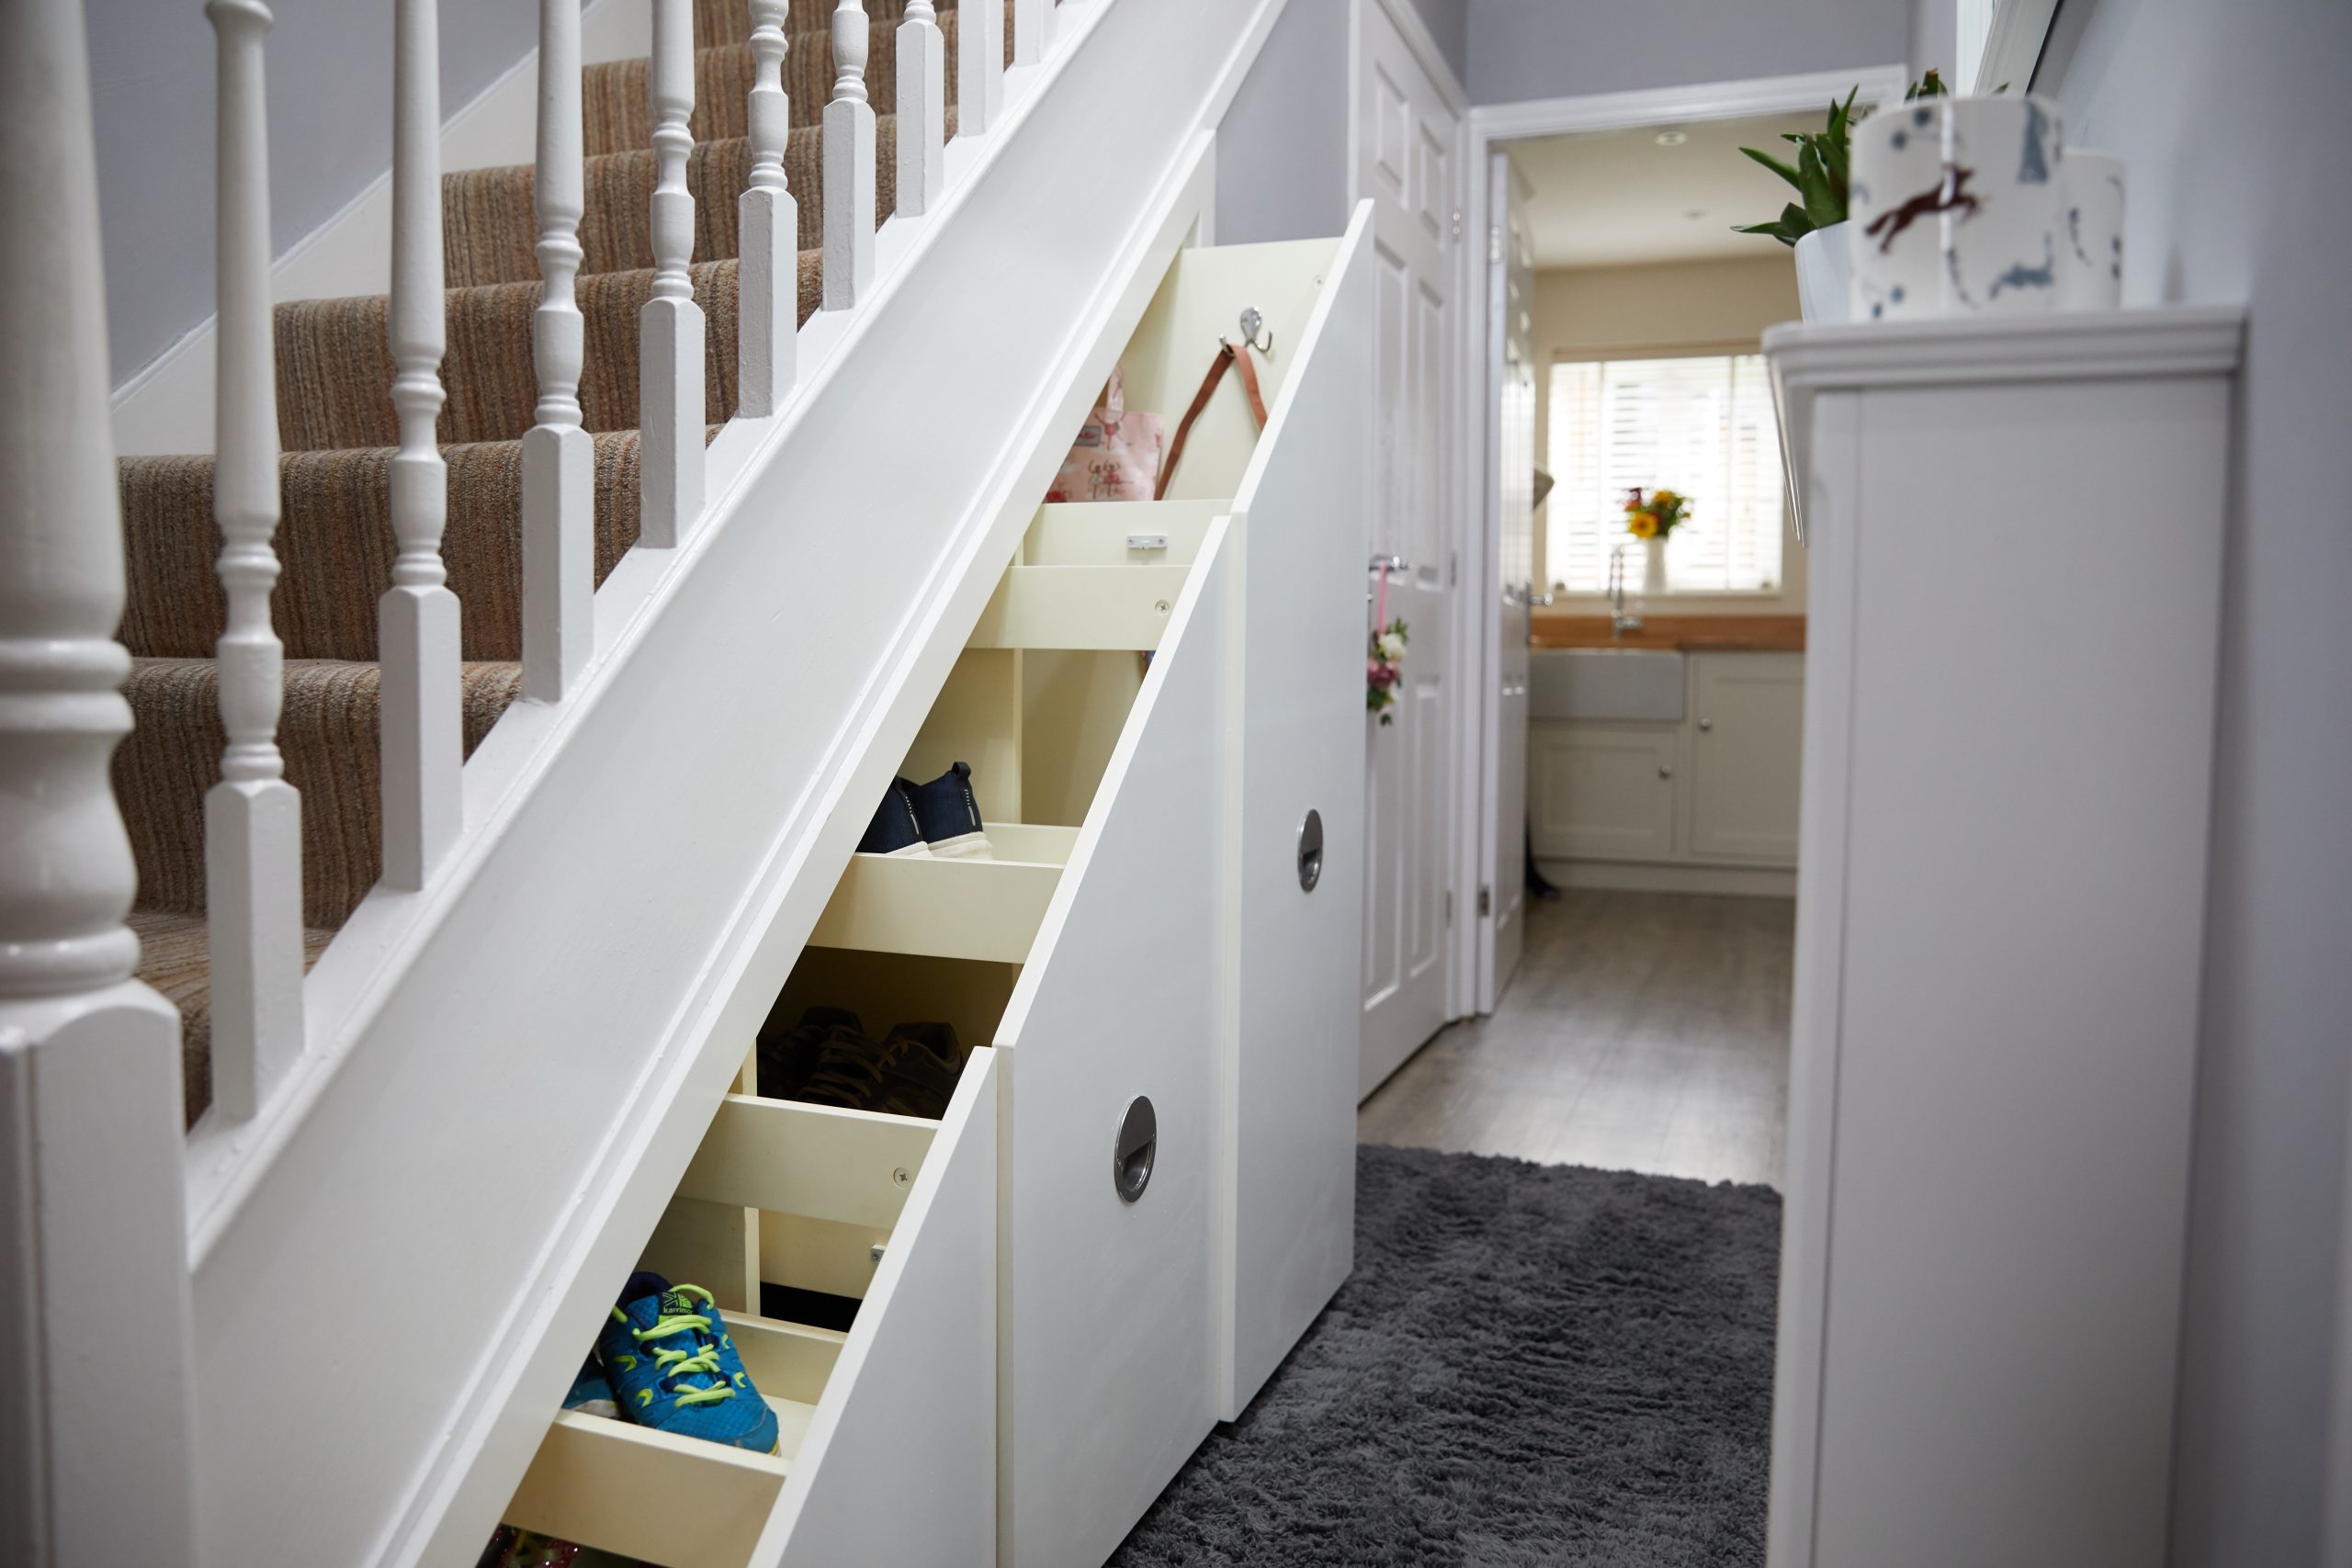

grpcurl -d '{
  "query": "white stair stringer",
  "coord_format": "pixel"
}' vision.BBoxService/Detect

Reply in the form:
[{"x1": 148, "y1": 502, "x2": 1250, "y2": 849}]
[{"x1": 174, "y1": 0, "x2": 1296, "y2": 1560}]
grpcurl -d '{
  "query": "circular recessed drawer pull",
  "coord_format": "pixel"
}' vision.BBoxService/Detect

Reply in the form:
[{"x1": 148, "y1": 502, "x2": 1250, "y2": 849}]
[{"x1": 1114, "y1": 1096, "x2": 1158, "y2": 1204}]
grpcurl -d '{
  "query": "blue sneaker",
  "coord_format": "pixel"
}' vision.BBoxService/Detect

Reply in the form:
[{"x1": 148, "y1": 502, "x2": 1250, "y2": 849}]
[
  {"x1": 907, "y1": 761, "x2": 993, "y2": 860},
  {"x1": 561, "y1": 1354, "x2": 617, "y2": 1420},
  {"x1": 856, "y1": 779, "x2": 931, "y2": 857},
  {"x1": 597, "y1": 1273, "x2": 780, "y2": 1454}
]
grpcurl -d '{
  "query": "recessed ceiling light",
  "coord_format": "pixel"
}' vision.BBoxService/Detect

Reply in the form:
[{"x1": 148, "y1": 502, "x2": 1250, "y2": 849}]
[{"x1": 1655, "y1": 129, "x2": 1690, "y2": 147}]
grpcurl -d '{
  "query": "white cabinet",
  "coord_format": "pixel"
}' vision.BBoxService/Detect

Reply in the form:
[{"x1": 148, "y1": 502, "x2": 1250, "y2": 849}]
[
  {"x1": 1765, "y1": 308, "x2": 2242, "y2": 1568},
  {"x1": 1532, "y1": 723, "x2": 1678, "y2": 860},
  {"x1": 1530, "y1": 651, "x2": 1804, "y2": 874},
  {"x1": 1689, "y1": 652, "x2": 1805, "y2": 863}
]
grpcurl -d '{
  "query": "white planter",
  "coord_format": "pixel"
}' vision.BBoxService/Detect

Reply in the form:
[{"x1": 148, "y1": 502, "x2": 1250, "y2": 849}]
[
  {"x1": 1849, "y1": 99, "x2": 1948, "y2": 321},
  {"x1": 2058, "y1": 148, "x2": 2127, "y2": 309},
  {"x1": 1942, "y1": 95, "x2": 2068, "y2": 313},
  {"x1": 1794, "y1": 223, "x2": 1853, "y2": 325}
]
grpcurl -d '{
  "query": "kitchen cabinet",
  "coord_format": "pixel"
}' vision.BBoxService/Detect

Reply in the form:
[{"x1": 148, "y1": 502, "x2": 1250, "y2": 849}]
[
  {"x1": 1530, "y1": 651, "x2": 1804, "y2": 874},
  {"x1": 1689, "y1": 652, "x2": 1805, "y2": 863}
]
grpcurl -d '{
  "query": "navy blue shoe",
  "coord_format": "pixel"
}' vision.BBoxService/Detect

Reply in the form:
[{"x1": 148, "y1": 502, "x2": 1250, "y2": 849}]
[
  {"x1": 907, "y1": 762, "x2": 992, "y2": 860},
  {"x1": 757, "y1": 1006, "x2": 864, "y2": 1100},
  {"x1": 856, "y1": 779, "x2": 930, "y2": 857}
]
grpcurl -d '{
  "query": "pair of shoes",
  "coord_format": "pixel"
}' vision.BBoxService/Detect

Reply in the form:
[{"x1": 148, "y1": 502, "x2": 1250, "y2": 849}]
[
  {"x1": 858, "y1": 761, "x2": 993, "y2": 860},
  {"x1": 758, "y1": 1007, "x2": 966, "y2": 1120},
  {"x1": 565, "y1": 1273, "x2": 780, "y2": 1455}
]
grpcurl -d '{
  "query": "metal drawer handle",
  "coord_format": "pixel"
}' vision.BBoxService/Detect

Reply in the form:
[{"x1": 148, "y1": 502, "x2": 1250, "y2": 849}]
[
  {"x1": 1657, "y1": 764, "x2": 1674, "y2": 780},
  {"x1": 1697, "y1": 718, "x2": 1713, "y2": 732}
]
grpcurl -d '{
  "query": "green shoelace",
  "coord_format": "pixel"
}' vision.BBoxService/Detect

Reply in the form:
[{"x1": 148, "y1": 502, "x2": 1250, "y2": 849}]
[{"x1": 619, "y1": 1284, "x2": 736, "y2": 1408}]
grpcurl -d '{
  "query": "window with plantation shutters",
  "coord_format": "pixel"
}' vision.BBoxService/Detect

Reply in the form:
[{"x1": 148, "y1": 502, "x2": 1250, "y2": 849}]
[{"x1": 1545, "y1": 354, "x2": 1786, "y2": 595}]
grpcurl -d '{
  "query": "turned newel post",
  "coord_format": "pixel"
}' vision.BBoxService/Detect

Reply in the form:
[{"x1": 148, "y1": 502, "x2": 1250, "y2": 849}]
[
  {"x1": 737, "y1": 0, "x2": 797, "y2": 415},
  {"x1": 823, "y1": 0, "x2": 876, "y2": 309},
  {"x1": 0, "y1": 1, "x2": 198, "y2": 1562},
  {"x1": 895, "y1": 0, "x2": 944, "y2": 217},
  {"x1": 524, "y1": 0, "x2": 593, "y2": 699},
  {"x1": 639, "y1": 0, "x2": 706, "y2": 546},
  {"x1": 381, "y1": 0, "x2": 462, "y2": 886}
]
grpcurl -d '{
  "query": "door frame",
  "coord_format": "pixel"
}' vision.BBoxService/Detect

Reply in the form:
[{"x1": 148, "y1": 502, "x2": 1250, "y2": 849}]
[
  {"x1": 1454, "y1": 65, "x2": 1909, "y2": 1018},
  {"x1": 1346, "y1": 0, "x2": 1476, "y2": 1026}
]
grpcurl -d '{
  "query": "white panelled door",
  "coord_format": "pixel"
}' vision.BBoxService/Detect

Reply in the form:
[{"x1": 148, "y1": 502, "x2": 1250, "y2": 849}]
[
  {"x1": 1354, "y1": 0, "x2": 1462, "y2": 1098},
  {"x1": 1481, "y1": 151, "x2": 1535, "y2": 1009}
]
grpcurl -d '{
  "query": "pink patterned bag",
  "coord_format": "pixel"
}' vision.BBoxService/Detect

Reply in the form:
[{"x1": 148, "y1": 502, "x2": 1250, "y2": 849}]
[{"x1": 1046, "y1": 368, "x2": 1164, "y2": 503}]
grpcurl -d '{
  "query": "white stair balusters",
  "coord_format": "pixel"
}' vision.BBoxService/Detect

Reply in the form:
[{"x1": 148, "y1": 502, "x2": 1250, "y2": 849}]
[
  {"x1": 957, "y1": 0, "x2": 1004, "y2": 135},
  {"x1": 824, "y1": 0, "x2": 877, "y2": 309},
  {"x1": 524, "y1": 0, "x2": 593, "y2": 699},
  {"x1": 381, "y1": 0, "x2": 461, "y2": 888},
  {"x1": 737, "y1": 0, "x2": 797, "y2": 414},
  {"x1": 0, "y1": 2, "x2": 198, "y2": 1561},
  {"x1": 896, "y1": 0, "x2": 945, "y2": 216},
  {"x1": 1013, "y1": 0, "x2": 1049, "y2": 69},
  {"x1": 639, "y1": 0, "x2": 705, "y2": 546},
  {"x1": 205, "y1": 0, "x2": 307, "y2": 1113}
]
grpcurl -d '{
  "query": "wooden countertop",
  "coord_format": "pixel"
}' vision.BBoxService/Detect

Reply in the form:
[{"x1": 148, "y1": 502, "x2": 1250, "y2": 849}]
[{"x1": 1530, "y1": 613, "x2": 1806, "y2": 653}]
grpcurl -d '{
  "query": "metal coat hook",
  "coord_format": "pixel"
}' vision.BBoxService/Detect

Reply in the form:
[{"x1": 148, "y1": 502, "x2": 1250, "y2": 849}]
[{"x1": 1238, "y1": 306, "x2": 1272, "y2": 355}]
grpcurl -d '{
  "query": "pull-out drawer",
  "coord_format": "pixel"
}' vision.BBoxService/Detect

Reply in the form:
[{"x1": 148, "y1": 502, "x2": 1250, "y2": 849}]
[{"x1": 499, "y1": 1050, "x2": 998, "y2": 1566}]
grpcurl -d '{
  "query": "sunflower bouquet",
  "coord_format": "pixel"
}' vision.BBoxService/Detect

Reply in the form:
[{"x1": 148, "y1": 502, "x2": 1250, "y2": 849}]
[{"x1": 1623, "y1": 486, "x2": 1691, "y2": 541}]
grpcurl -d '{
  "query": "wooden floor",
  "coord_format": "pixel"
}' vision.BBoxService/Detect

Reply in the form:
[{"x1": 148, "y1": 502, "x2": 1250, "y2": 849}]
[{"x1": 1357, "y1": 889, "x2": 1794, "y2": 1190}]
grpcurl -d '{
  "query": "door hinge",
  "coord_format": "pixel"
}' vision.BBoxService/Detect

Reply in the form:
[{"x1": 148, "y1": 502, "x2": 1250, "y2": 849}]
[
  {"x1": 1453, "y1": 209, "x2": 1464, "y2": 241},
  {"x1": 1443, "y1": 889, "x2": 1454, "y2": 928},
  {"x1": 1449, "y1": 549, "x2": 1459, "y2": 588},
  {"x1": 1487, "y1": 225, "x2": 1502, "y2": 265},
  {"x1": 1477, "y1": 884, "x2": 1492, "y2": 918}
]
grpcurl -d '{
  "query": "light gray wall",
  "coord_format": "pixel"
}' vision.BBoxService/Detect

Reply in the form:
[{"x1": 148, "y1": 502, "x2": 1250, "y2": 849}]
[
  {"x1": 1217, "y1": 0, "x2": 1351, "y2": 244},
  {"x1": 2036, "y1": 0, "x2": 2352, "y2": 1562},
  {"x1": 87, "y1": 0, "x2": 540, "y2": 390},
  {"x1": 1406, "y1": 0, "x2": 1467, "y2": 80},
  {"x1": 1464, "y1": 0, "x2": 1910, "y2": 106}
]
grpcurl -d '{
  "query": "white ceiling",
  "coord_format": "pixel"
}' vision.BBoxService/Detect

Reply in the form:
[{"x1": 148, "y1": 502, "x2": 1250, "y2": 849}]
[{"x1": 1511, "y1": 111, "x2": 1827, "y2": 270}]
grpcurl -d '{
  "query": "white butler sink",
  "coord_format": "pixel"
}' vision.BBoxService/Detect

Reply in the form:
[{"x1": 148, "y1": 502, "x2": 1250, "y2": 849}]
[{"x1": 1529, "y1": 648, "x2": 1685, "y2": 723}]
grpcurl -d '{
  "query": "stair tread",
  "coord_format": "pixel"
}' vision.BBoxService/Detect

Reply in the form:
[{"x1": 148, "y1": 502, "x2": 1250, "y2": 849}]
[
  {"x1": 115, "y1": 427, "x2": 732, "y2": 664},
  {"x1": 130, "y1": 908, "x2": 336, "y2": 1130},
  {"x1": 444, "y1": 116, "x2": 944, "y2": 290},
  {"x1": 117, "y1": 657, "x2": 524, "y2": 938},
  {"x1": 584, "y1": 6, "x2": 1006, "y2": 156}
]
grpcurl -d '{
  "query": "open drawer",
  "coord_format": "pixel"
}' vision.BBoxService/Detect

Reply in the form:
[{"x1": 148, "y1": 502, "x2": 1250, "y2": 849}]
[{"x1": 498, "y1": 1050, "x2": 998, "y2": 1567}]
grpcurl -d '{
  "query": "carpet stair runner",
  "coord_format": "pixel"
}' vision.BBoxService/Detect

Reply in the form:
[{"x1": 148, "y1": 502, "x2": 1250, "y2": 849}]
[{"x1": 117, "y1": 0, "x2": 1009, "y2": 1122}]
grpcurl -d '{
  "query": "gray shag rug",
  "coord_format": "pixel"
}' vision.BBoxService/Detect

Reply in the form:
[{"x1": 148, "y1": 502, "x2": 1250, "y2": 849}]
[{"x1": 1111, "y1": 1144, "x2": 1782, "y2": 1567}]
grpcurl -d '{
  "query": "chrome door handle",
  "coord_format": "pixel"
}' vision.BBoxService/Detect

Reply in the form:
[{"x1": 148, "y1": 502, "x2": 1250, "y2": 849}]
[{"x1": 1369, "y1": 554, "x2": 1411, "y2": 574}]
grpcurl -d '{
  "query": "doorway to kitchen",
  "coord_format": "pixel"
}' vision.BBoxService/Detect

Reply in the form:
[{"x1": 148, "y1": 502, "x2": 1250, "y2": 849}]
[{"x1": 1376, "y1": 69, "x2": 1901, "y2": 1189}]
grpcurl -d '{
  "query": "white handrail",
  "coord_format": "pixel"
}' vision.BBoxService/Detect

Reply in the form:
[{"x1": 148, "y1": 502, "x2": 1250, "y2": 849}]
[
  {"x1": 381, "y1": 0, "x2": 461, "y2": 888},
  {"x1": 639, "y1": 0, "x2": 705, "y2": 546},
  {"x1": 524, "y1": 0, "x2": 593, "y2": 700},
  {"x1": 823, "y1": 0, "x2": 876, "y2": 309},
  {"x1": 896, "y1": 0, "x2": 945, "y2": 216},
  {"x1": 958, "y1": 0, "x2": 1005, "y2": 134},
  {"x1": 738, "y1": 0, "x2": 798, "y2": 414},
  {"x1": 203, "y1": 0, "x2": 307, "y2": 1116},
  {"x1": 0, "y1": 2, "x2": 198, "y2": 1559}
]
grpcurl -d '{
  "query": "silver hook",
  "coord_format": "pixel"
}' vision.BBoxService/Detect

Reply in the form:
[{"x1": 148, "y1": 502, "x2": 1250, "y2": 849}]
[{"x1": 1238, "y1": 306, "x2": 1272, "y2": 355}]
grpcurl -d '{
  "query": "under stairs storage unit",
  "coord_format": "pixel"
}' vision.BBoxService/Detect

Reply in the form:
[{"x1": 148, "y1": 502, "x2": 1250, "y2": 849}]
[{"x1": 485, "y1": 213, "x2": 1374, "y2": 1565}]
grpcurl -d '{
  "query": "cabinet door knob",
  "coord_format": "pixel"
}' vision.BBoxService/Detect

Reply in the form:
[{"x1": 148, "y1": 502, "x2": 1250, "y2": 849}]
[
  {"x1": 1697, "y1": 718, "x2": 1713, "y2": 732},
  {"x1": 1657, "y1": 764, "x2": 1674, "y2": 780}
]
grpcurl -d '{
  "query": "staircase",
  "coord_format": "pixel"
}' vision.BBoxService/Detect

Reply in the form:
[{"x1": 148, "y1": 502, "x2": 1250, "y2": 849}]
[
  {"x1": 2, "y1": 1, "x2": 1336, "y2": 1564},
  {"x1": 117, "y1": 0, "x2": 1001, "y2": 1127}
]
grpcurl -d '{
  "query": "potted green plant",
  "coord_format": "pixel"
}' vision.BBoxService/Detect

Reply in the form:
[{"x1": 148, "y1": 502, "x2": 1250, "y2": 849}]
[{"x1": 1738, "y1": 72, "x2": 1950, "y2": 324}]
